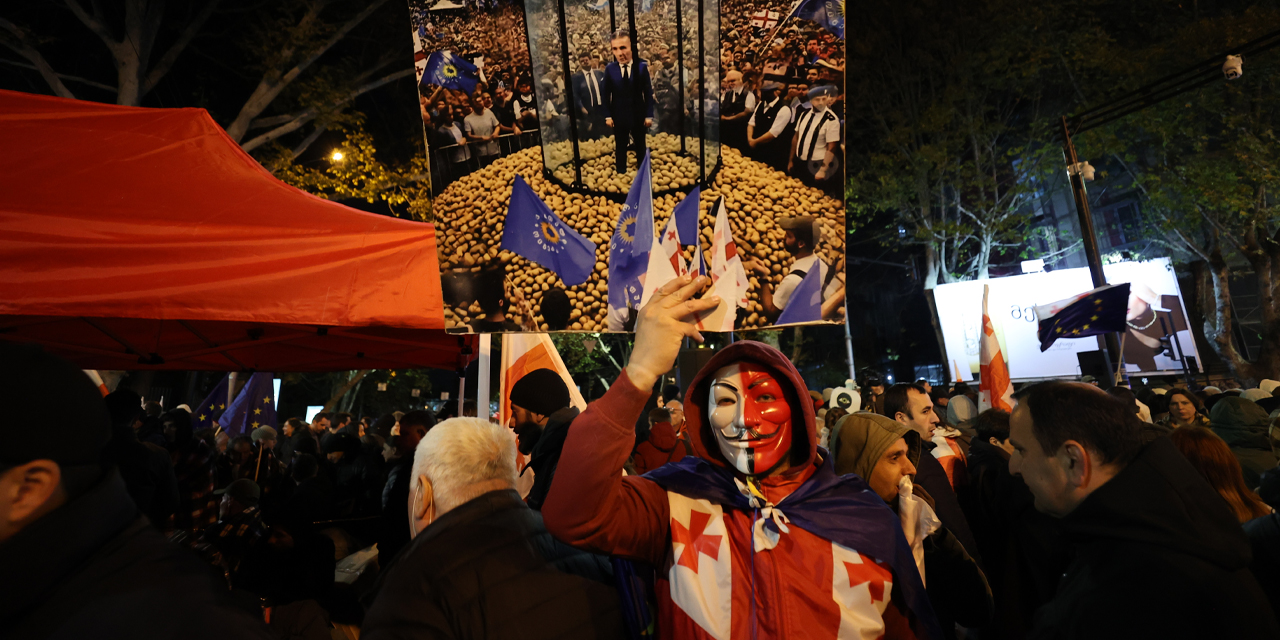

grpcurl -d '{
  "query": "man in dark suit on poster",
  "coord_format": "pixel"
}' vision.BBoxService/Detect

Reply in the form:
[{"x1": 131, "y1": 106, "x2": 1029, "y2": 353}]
[{"x1": 601, "y1": 29, "x2": 655, "y2": 174}]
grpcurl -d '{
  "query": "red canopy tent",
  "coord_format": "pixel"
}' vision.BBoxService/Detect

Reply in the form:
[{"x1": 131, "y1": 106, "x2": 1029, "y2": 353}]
[{"x1": 0, "y1": 90, "x2": 474, "y2": 371}]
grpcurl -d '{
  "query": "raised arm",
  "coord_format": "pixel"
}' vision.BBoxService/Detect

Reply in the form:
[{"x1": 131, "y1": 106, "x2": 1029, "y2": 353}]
[{"x1": 543, "y1": 275, "x2": 720, "y2": 565}]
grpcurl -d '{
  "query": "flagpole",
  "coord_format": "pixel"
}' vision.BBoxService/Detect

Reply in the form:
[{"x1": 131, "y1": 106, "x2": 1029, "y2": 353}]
[
  {"x1": 477, "y1": 334, "x2": 492, "y2": 421},
  {"x1": 753, "y1": 0, "x2": 806, "y2": 63}
]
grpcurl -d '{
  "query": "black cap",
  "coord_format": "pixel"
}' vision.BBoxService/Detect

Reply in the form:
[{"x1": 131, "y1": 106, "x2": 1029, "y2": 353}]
[
  {"x1": 214, "y1": 478, "x2": 260, "y2": 506},
  {"x1": 510, "y1": 369, "x2": 571, "y2": 417},
  {"x1": 0, "y1": 343, "x2": 110, "y2": 466}
]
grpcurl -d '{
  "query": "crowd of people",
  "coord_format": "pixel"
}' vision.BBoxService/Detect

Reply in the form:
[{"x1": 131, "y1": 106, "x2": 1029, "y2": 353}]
[{"x1": 12, "y1": 274, "x2": 1280, "y2": 639}]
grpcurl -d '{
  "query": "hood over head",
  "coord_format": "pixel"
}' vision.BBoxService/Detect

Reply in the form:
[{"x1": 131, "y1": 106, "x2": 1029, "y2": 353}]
[
  {"x1": 646, "y1": 421, "x2": 679, "y2": 452},
  {"x1": 1260, "y1": 379, "x2": 1280, "y2": 395},
  {"x1": 1241, "y1": 388, "x2": 1272, "y2": 402},
  {"x1": 830, "y1": 412, "x2": 921, "y2": 482},
  {"x1": 946, "y1": 395, "x2": 977, "y2": 426},
  {"x1": 1209, "y1": 396, "x2": 1273, "y2": 451},
  {"x1": 1065, "y1": 438, "x2": 1254, "y2": 572},
  {"x1": 683, "y1": 341, "x2": 816, "y2": 477}
]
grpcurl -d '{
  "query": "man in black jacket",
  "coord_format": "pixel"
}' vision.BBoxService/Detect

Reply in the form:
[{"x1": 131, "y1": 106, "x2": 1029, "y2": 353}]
[
  {"x1": 509, "y1": 368, "x2": 579, "y2": 511},
  {"x1": 103, "y1": 388, "x2": 179, "y2": 530},
  {"x1": 1009, "y1": 381, "x2": 1279, "y2": 639},
  {"x1": 0, "y1": 343, "x2": 273, "y2": 640},
  {"x1": 378, "y1": 409, "x2": 436, "y2": 562},
  {"x1": 362, "y1": 417, "x2": 624, "y2": 639}
]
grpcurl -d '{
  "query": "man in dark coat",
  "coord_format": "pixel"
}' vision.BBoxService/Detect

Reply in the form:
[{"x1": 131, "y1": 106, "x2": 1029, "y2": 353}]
[
  {"x1": 361, "y1": 417, "x2": 624, "y2": 639},
  {"x1": 509, "y1": 368, "x2": 579, "y2": 511},
  {"x1": 0, "y1": 343, "x2": 273, "y2": 640},
  {"x1": 379, "y1": 409, "x2": 436, "y2": 562},
  {"x1": 104, "y1": 389, "x2": 179, "y2": 530},
  {"x1": 1209, "y1": 396, "x2": 1280, "y2": 489},
  {"x1": 601, "y1": 29, "x2": 655, "y2": 174},
  {"x1": 1009, "y1": 381, "x2": 1279, "y2": 639}
]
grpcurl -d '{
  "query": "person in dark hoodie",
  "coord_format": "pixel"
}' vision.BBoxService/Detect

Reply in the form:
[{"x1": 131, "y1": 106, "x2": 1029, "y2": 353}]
[
  {"x1": 508, "y1": 368, "x2": 579, "y2": 511},
  {"x1": 0, "y1": 343, "x2": 274, "y2": 640},
  {"x1": 103, "y1": 389, "x2": 180, "y2": 530},
  {"x1": 543, "y1": 276, "x2": 942, "y2": 639},
  {"x1": 1209, "y1": 396, "x2": 1280, "y2": 490},
  {"x1": 961, "y1": 409, "x2": 1069, "y2": 639},
  {"x1": 633, "y1": 408, "x2": 688, "y2": 474},
  {"x1": 832, "y1": 412, "x2": 993, "y2": 639},
  {"x1": 1008, "y1": 381, "x2": 1279, "y2": 639},
  {"x1": 379, "y1": 409, "x2": 436, "y2": 562}
]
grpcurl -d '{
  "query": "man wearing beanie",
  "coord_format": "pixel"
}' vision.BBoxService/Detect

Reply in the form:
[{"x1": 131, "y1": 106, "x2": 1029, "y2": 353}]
[
  {"x1": 0, "y1": 343, "x2": 273, "y2": 639},
  {"x1": 508, "y1": 368, "x2": 575, "y2": 511}
]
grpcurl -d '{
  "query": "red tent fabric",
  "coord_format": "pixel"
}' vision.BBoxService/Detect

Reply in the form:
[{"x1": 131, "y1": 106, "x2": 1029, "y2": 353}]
[{"x1": 0, "y1": 90, "x2": 474, "y2": 371}]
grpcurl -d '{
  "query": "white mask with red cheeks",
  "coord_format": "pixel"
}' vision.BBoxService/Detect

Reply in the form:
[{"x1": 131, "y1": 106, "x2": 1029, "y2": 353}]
[{"x1": 708, "y1": 362, "x2": 795, "y2": 477}]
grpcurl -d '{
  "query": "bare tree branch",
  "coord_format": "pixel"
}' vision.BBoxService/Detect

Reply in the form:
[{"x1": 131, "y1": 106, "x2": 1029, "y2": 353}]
[
  {"x1": 65, "y1": 0, "x2": 121, "y2": 50},
  {"x1": 0, "y1": 18, "x2": 76, "y2": 98},
  {"x1": 240, "y1": 67, "x2": 412, "y2": 152},
  {"x1": 226, "y1": 0, "x2": 389, "y2": 142},
  {"x1": 142, "y1": 0, "x2": 224, "y2": 95},
  {"x1": 0, "y1": 56, "x2": 113, "y2": 92}
]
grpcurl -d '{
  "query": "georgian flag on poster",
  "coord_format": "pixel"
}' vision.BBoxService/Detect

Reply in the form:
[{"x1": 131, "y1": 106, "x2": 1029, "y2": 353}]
[
  {"x1": 696, "y1": 197, "x2": 751, "y2": 331},
  {"x1": 750, "y1": 9, "x2": 780, "y2": 29},
  {"x1": 979, "y1": 285, "x2": 1014, "y2": 411},
  {"x1": 640, "y1": 208, "x2": 686, "y2": 309}
]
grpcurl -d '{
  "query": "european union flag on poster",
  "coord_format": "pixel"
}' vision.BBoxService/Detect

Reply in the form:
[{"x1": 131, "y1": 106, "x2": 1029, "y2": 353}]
[
  {"x1": 795, "y1": 0, "x2": 845, "y2": 40},
  {"x1": 608, "y1": 152, "x2": 656, "y2": 329},
  {"x1": 500, "y1": 175, "x2": 598, "y2": 286},
  {"x1": 192, "y1": 374, "x2": 230, "y2": 432},
  {"x1": 220, "y1": 372, "x2": 277, "y2": 437},
  {"x1": 421, "y1": 51, "x2": 480, "y2": 94},
  {"x1": 1035, "y1": 283, "x2": 1131, "y2": 352},
  {"x1": 775, "y1": 264, "x2": 823, "y2": 325},
  {"x1": 672, "y1": 185, "x2": 700, "y2": 247},
  {"x1": 586, "y1": 0, "x2": 608, "y2": 10}
]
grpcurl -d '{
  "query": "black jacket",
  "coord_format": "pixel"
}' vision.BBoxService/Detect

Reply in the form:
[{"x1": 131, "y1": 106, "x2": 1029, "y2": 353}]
[
  {"x1": 362, "y1": 489, "x2": 625, "y2": 640},
  {"x1": 0, "y1": 470, "x2": 274, "y2": 640},
  {"x1": 962, "y1": 440, "x2": 1069, "y2": 639},
  {"x1": 917, "y1": 441, "x2": 982, "y2": 566},
  {"x1": 526, "y1": 406, "x2": 580, "y2": 511},
  {"x1": 1243, "y1": 512, "x2": 1280, "y2": 621},
  {"x1": 1030, "y1": 437, "x2": 1280, "y2": 639},
  {"x1": 378, "y1": 454, "x2": 415, "y2": 562}
]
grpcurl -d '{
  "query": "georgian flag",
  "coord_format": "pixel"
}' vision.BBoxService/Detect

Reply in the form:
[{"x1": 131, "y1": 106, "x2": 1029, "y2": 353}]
[
  {"x1": 639, "y1": 212, "x2": 687, "y2": 309},
  {"x1": 978, "y1": 285, "x2": 1014, "y2": 411},
  {"x1": 750, "y1": 9, "x2": 780, "y2": 29},
  {"x1": 696, "y1": 197, "x2": 751, "y2": 331}
]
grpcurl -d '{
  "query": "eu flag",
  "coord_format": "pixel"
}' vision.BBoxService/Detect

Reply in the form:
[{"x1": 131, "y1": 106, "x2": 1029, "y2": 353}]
[
  {"x1": 421, "y1": 51, "x2": 480, "y2": 94},
  {"x1": 192, "y1": 374, "x2": 230, "y2": 433},
  {"x1": 608, "y1": 152, "x2": 655, "y2": 329},
  {"x1": 775, "y1": 263, "x2": 823, "y2": 325},
  {"x1": 795, "y1": 0, "x2": 845, "y2": 40},
  {"x1": 1035, "y1": 283, "x2": 1131, "y2": 352},
  {"x1": 500, "y1": 175, "x2": 598, "y2": 287},
  {"x1": 672, "y1": 186, "x2": 700, "y2": 247},
  {"x1": 220, "y1": 372, "x2": 277, "y2": 438}
]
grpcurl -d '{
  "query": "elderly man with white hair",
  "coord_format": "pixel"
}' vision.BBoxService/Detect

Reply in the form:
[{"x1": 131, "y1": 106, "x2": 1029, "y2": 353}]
[{"x1": 361, "y1": 418, "x2": 626, "y2": 640}]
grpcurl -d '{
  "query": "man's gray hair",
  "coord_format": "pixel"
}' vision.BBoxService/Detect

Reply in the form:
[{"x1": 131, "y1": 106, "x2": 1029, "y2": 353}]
[{"x1": 411, "y1": 417, "x2": 517, "y2": 515}]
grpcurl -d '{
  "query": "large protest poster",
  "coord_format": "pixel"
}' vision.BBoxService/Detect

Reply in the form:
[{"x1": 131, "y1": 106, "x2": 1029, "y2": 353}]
[{"x1": 409, "y1": 0, "x2": 846, "y2": 333}]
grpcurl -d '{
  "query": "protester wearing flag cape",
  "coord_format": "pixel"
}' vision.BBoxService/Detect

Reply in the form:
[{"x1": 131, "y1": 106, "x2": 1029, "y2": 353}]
[{"x1": 545, "y1": 275, "x2": 943, "y2": 639}]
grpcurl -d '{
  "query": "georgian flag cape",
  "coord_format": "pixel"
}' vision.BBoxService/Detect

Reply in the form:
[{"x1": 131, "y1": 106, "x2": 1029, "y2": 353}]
[{"x1": 642, "y1": 454, "x2": 944, "y2": 640}]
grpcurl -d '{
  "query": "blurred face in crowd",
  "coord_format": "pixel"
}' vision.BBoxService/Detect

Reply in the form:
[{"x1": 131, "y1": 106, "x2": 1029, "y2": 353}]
[
  {"x1": 483, "y1": 93, "x2": 494, "y2": 109},
  {"x1": 806, "y1": 68, "x2": 820, "y2": 84},
  {"x1": 1168, "y1": 393, "x2": 1198, "y2": 425},
  {"x1": 399, "y1": 421, "x2": 430, "y2": 454},
  {"x1": 868, "y1": 438, "x2": 916, "y2": 504},
  {"x1": 810, "y1": 94, "x2": 831, "y2": 112},
  {"x1": 709, "y1": 363, "x2": 794, "y2": 477},
  {"x1": 510, "y1": 405, "x2": 547, "y2": 455},
  {"x1": 893, "y1": 389, "x2": 939, "y2": 440},
  {"x1": 610, "y1": 37, "x2": 633, "y2": 65},
  {"x1": 231, "y1": 440, "x2": 253, "y2": 465},
  {"x1": 665, "y1": 400, "x2": 685, "y2": 429},
  {"x1": 722, "y1": 72, "x2": 740, "y2": 92},
  {"x1": 311, "y1": 416, "x2": 329, "y2": 435},
  {"x1": 219, "y1": 495, "x2": 245, "y2": 520},
  {"x1": 282, "y1": 422, "x2": 294, "y2": 438}
]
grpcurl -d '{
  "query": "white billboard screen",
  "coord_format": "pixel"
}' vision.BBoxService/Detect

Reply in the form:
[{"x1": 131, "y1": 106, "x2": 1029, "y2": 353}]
[{"x1": 935, "y1": 258, "x2": 1200, "y2": 381}]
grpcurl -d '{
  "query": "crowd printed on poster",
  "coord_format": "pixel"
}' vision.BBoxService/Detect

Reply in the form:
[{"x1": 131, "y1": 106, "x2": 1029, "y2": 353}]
[
  {"x1": 407, "y1": 0, "x2": 847, "y2": 333},
  {"x1": 934, "y1": 258, "x2": 1202, "y2": 381}
]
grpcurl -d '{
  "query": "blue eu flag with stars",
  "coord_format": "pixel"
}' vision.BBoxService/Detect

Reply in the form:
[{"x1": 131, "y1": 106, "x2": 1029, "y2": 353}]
[
  {"x1": 775, "y1": 264, "x2": 824, "y2": 325},
  {"x1": 421, "y1": 51, "x2": 480, "y2": 94},
  {"x1": 500, "y1": 175, "x2": 598, "y2": 287},
  {"x1": 1035, "y1": 283, "x2": 1130, "y2": 352},
  {"x1": 220, "y1": 372, "x2": 277, "y2": 438},
  {"x1": 608, "y1": 152, "x2": 655, "y2": 329},
  {"x1": 795, "y1": 0, "x2": 845, "y2": 40},
  {"x1": 192, "y1": 374, "x2": 230, "y2": 433}
]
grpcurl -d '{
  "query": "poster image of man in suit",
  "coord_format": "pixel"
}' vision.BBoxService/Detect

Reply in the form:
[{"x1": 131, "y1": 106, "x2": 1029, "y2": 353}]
[
  {"x1": 572, "y1": 53, "x2": 607, "y2": 139},
  {"x1": 601, "y1": 29, "x2": 655, "y2": 175}
]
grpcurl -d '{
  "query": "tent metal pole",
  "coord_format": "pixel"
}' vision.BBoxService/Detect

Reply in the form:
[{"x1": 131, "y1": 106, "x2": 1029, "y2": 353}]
[{"x1": 477, "y1": 334, "x2": 492, "y2": 420}]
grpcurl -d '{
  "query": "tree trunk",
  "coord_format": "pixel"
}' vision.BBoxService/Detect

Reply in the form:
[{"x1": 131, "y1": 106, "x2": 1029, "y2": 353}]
[
  {"x1": 323, "y1": 369, "x2": 371, "y2": 413},
  {"x1": 975, "y1": 233, "x2": 993, "y2": 280},
  {"x1": 1203, "y1": 253, "x2": 1255, "y2": 384},
  {"x1": 922, "y1": 243, "x2": 941, "y2": 290}
]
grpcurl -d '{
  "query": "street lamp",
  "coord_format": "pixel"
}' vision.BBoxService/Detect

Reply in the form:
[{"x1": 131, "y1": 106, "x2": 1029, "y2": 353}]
[{"x1": 330, "y1": 150, "x2": 345, "y2": 162}]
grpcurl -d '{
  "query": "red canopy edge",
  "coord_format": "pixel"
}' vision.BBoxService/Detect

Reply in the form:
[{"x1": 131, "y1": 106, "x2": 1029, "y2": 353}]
[{"x1": 0, "y1": 90, "x2": 475, "y2": 371}]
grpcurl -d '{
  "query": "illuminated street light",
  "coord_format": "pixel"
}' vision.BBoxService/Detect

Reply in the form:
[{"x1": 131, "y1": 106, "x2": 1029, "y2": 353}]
[{"x1": 331, "y1": 150, "x2": 345, "y2": 162}]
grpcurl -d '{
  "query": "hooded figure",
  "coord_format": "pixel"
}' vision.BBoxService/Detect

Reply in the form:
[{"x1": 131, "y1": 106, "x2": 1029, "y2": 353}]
[
  {"x1": 832, "y1": 413, "x2": 993, "y2": 635},
  {"x1": 1210, "y1": 397, "x2": 1280, "y2": 489},
  {"x1": 544, "y1": 341, "x2": 943, "y2": 640}
]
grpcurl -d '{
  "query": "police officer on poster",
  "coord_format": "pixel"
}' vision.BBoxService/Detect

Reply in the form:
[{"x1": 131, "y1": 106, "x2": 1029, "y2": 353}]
[
  {"x1": 788, "y1": 85, "x2": 841, "y2": 194},
  {"x1": 601, "y1": 29, "x2": 655, "y2": 175},
  {"x1": 746, "y1": 81, "x2": 791, "y2": 171}
]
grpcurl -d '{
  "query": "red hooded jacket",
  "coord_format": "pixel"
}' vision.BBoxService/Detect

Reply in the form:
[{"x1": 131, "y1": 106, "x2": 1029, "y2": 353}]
[
  {"x1": 633, "y1": 421, "x2": 688, "y2": 475},
  {"x1": 544, "y1": 341, "x2": 926, "y2": 640}
]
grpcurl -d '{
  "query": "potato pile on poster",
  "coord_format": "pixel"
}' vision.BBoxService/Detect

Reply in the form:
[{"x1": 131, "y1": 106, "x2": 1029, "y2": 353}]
[{"x1": 408, "y1": 0, "x2": 845, "y2": 333}]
